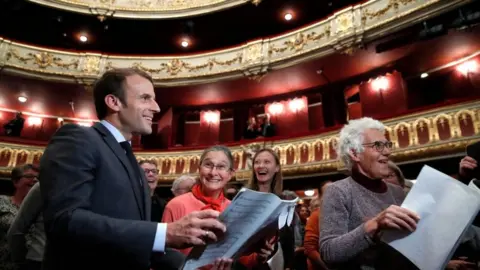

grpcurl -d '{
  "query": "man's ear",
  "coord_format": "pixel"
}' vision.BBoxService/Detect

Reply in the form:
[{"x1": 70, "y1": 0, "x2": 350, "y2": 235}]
[
  {"x1": 349, "y1": 149, "x2": 361, "y2": 163},
  {"x1": 104, "y1": 94, "x2": 122, "y2": 113}
]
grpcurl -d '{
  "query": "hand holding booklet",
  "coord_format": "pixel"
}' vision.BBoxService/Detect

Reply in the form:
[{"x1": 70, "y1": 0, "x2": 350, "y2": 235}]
[
  {"x1": 182, "y1": 188, "x2": 298, "y2": 270},
  {"x1": 382, "y1": 165, "x2": 480, "y2": 270}
]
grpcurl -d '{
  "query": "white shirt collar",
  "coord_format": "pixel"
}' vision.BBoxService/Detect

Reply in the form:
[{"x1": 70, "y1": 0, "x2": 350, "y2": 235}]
[{"x1": 100, "y1": 120, "x2": 129, "y2": 144}]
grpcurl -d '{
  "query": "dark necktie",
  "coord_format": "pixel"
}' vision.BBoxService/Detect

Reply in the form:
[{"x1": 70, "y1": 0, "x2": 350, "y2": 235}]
[{"x1": 120, "y1": 141, "x2": 143, "y2": 187}]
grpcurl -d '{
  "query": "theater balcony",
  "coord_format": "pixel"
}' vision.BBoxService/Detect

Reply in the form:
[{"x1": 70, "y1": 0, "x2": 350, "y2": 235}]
[{"x1": 0, "y1": 0, "x2": 479, "y2": 195}]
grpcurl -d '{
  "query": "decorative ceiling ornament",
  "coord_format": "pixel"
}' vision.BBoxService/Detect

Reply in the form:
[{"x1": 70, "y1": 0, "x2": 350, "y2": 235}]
[
  {"x1": 0, "y1": 0, "x2": 467, "y2": 86},
  {"x1": 26, "y1": 0, "x2": 256, "y2": 19},
  {"x1": 5, "y1": 49, "x2": 79, "y2": 70}
]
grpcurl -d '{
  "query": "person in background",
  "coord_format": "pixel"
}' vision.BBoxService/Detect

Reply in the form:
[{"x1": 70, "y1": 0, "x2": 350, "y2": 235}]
[
  {"x1": 3, "y1": 112, "x2": 25, "y2": 137},
  {"x1": 248, "y1": 149, "x2": 295, "y2": 270},
  {"x1": 7, "y1": 182, "x2": 45, "y2": 270},
  {"x1": 294, "y1": 204, "x2": 309, "y2": 270},
  {"x1": 244, "y1": 117, "x2": 259, "y2": 140},
  {"x1": 459, "y1": 155, "x2": 478, "y2": 184},
  {"x1": 260, "y1": 114, "x2": 275, "y2": 138},
  {"x1": 139, "y1": 160, "x2": 167, "y2": 222},
  {"x1": 171, "y1": 175, "x2": 196, "y2": 197},
  {"x1": 320, "y1": 117, "x2": 419, "y2": 269},
  {"x1": 304, "y1": 181, "x2": 331, "y2": 270},
  {"x1": 383, "y1": 161, "x2": 412, "y2": 193},
  {"x1": 0, "y1": 164, "x2": 38, "y2": 270}
]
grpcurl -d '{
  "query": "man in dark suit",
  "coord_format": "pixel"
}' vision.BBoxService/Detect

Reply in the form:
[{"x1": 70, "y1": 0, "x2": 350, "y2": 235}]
[
  {"x1": 39, "y1": 68, "x2": 228, "y2": 270},
  {"x1": 139, "y1": 160, "x2": 166, "y2": 222},
  {"x1": 260, "y1": 114, "x2": 275, "y2": 138}
]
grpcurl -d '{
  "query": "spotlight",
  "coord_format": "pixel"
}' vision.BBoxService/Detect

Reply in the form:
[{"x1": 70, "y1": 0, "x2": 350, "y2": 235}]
[
  {"x1": 79, "y1": 35, "x2": 88, "y2": 42},
  {"x1": 18, "y1": 96, "x2": 27, "y2": 103},
  {"x1": 181, "y1": 40, "x2": 189, "y2": 48},
  {"x1": 420, "y1": 73, "x2": 429, "y2": 78},
  {"x1": 284, "y1": 13, "x2": 293, "y2": 21}
]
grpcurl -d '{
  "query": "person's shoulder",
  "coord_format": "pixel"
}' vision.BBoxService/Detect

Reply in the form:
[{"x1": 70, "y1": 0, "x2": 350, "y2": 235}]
[
  {"x1": 166, "y1": 193, "x2": 192, "y2": 209},
  {"x1": 327, "y1": 177, "x2": 352, "y2": 191},
  {"x1": 386, "y1": 182, "x2": 406, "y2": 197}
]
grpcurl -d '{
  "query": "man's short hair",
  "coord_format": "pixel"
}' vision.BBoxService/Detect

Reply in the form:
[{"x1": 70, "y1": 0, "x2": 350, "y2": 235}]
[
  {"x1": 93, "y1": 68, "x2": 153, "y2": 120},
  {"x1": 11, "y1": 164, "x2": 39, "y2": 183},
  {"x1": 138, "y1": 160, "x2": 157, "y2": 167}
]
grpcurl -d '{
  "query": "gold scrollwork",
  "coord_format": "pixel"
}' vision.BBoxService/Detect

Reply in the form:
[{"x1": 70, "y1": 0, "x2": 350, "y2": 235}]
[
  {"x1": 107, "y1": 54, "x2": 243, "y2": 76},
  {"x1": 6, "y1": 49, "x2": 79, "y2": 70},
  {"x1": 269, "y1": 28, "x2": 331, "y2": 56},
  {"x1": 362, "y1": 0, "x2": 416, "y2": 24}
]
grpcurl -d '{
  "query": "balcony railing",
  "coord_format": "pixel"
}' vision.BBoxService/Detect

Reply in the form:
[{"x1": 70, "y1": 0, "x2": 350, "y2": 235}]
[{"x1": 1, "y1": 100, "x2": 479, "y2": 181}]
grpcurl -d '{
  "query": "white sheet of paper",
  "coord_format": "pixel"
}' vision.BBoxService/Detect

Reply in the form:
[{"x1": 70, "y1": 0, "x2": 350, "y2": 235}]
[
  {"x1": 382, "y1": 166, "x2": 480, "y2": 270},
  {"x1": 182, "y1": 188, "x2": 297, "y2": 270}
]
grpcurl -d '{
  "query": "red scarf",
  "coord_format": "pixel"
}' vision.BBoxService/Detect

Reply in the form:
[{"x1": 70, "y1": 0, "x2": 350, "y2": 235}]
[{"x1": 191, "y1": 184, "x2": 225, "y2": 211}]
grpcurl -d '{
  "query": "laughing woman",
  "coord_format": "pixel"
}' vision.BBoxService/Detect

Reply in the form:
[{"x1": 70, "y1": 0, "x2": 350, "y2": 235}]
[
  {"x1": 247, "y1": 148, "x2": 295, "y2": 270},
  {"x1": 162, "y1": 145, "x2": 271, "y2": 269}
]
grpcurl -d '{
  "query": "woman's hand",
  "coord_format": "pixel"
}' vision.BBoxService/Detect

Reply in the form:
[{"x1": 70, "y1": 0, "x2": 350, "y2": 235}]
[
  {"x1": 364, "y1": 205, "x2": 420, "y2": 238},
  {"x1": 211, "y1": 258, "x2": 233, "y2": 270},
  {"x1": 256, "y1": 239, "x2": 275, "y2": 264},
  {"x1": 446, "y1": 259, "x2": 476, "y2": 270}
]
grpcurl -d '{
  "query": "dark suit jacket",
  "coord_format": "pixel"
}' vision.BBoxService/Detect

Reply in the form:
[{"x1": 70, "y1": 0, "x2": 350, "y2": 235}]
[{"x1": 39, "y1": 123, "x2": 157, "y2": 270}]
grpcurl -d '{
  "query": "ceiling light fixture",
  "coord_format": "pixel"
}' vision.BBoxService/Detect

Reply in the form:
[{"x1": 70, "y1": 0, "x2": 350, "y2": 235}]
[
  {"x1": 284, "y1": 13, "x2": 293, "y2": 21},
  {"x1": 79, "y1": 35, "x2": 88, "y2": 42},
  {"x1": 18, "y1": 96, "x2": 27, "y2": 103},
  {"x1": 181, "y1": 40, "x2": 189, "y2": 48},
  {"x1": 420, "y1": 73, "x2": 429, "y2": 78}
]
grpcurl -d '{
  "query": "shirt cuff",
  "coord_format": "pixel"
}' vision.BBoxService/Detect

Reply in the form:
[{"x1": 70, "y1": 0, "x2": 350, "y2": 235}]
[{"x1": 152, "y1": 223, "x2": 167, "y2": 252}]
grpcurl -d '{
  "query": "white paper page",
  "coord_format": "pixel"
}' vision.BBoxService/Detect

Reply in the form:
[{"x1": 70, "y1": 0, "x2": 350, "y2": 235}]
[
  {"x1": 183, "y1": 189, "x2": 296, "y2": 270},
  {"x1": 382, "y1": 166, "x2": 480, "y2": 270}
]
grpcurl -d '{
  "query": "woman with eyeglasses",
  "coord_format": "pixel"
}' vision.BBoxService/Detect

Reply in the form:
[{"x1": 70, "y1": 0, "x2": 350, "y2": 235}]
[
  {"x1": 0, "y1": 164, "x2": 39, "y2": 270},
  {"x1": 162, "y1": 145, "x2": 272, "y2": 270},
  {"x1": 319, "y1": 118, "x2": 419, "y2": 270}
]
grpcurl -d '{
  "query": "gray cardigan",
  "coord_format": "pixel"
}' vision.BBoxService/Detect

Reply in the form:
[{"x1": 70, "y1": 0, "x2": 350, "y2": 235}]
[
  {"x1": 319, "y1": 176, "x2": 405, "y2": 269},
  {"x1": 7, "y1": 182, "x2": 45, "y2": 262}
]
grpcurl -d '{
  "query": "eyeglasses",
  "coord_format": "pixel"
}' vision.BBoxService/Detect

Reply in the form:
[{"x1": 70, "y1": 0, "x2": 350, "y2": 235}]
[
  {"x1": 201, "y1": 162, "x2": 230, "y2": 172},
  {"x1": 143, "y1": 169, "x2": 159, "y2": 175},
  {"x1": 362, "y1": 141, "x2": 393, "y2": 152}
]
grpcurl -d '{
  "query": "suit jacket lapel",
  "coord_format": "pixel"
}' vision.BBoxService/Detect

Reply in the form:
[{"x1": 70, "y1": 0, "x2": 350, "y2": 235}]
[
  {"x1": 141, "y1": 173, "x2": 152, "y2": 221},
  {"x1": 93, "y1": 123, "x2": 145, "y2": 219}
]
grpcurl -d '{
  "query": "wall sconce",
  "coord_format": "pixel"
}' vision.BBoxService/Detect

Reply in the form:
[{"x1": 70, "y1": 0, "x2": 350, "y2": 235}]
[
  {"x1": 27, "y1": 117, "x2": 42, "y2": 126},
  {"x1": 77, "y1": 121, "x2": 92, "y2": 127},
  {"x1": 203, "y1": 111, "x2": 219, "y2": 124},
  {"x1": 288, "y1": 98, "x2": 305, "y2": 113},
  {"x1": 456, "y1": 60, "x2": 478, "y2": 76},
  {"x1": 371, "y1": 76, "x2": 389, "y2": 92},
  {"x1": 268, "y1": 102, "x2": 284, "y2": 116},
  {"x1": 304, "y1": 190, "x2": 315, "y2": 197}
]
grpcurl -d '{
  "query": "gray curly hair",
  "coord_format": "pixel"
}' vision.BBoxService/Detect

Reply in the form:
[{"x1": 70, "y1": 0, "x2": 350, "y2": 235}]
[{"x1": 337, "y1": 117, "x2": 385, "y2": 170}]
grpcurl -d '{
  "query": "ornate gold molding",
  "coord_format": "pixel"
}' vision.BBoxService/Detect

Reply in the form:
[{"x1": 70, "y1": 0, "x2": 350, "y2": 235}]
[
  {"x1": 1, "y1": 100, "x2": 479, "y2": 182},
  {"x1": 0, "y1": 0, "x2": 471, "y2": 86},
  {"x1": 26, "y1": 0, "x2": 261, "y2": 19}
]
